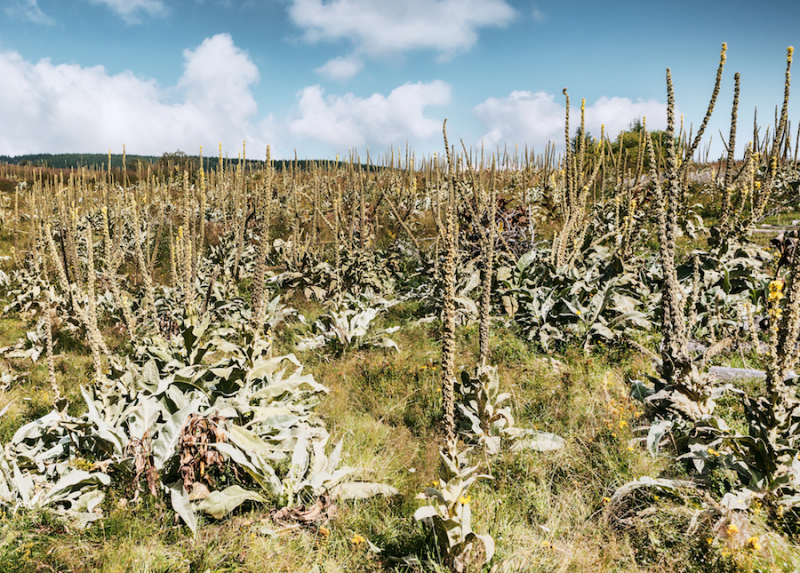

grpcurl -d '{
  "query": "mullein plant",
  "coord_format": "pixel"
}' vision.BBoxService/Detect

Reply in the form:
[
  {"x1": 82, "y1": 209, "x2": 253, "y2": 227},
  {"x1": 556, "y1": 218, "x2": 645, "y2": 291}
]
[
  {"x1": 130, "y1": 192, "x2": 158, "y2": 327},
  {"x1": 250, "y1": 145, "x2": 274, "y2": 331},
  {"x1": 440, "y1": 120, "x2": 459, "y2": 444},
  {"x1": 712, "y1": 46, "x2": 792, "y2": 248},
  {"x1": 628, "y1": 45, "x2": 800, "y2": 512},
  {"x1": 551, "y1": 93, "x2": 604, "y2": 268},
  {"x1": 43, "y1": 219, "x2": 109, "y2": 382},
  {"x1": 413, "y1": 440, "x2": 495, "y2": 572},
  {"x1": 101, "y1": 206, "x2": 135, "y2": 338},
  {"x1": 643, "y1": 46, "x2": 728, "y2": 420},
  {"x1": 459, "y1": 141, "x2": 497, "y2": 367}
]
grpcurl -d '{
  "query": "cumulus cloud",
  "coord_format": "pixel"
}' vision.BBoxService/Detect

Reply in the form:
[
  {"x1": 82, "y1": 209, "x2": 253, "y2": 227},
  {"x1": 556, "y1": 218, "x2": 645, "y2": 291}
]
[
  {"x1": 287, "y1": 81, "x2": 451, "y2": 150},
  {"x1": 5, "y1": 0, "x2": 54, "y2": 25},
  {"x1": 89, "y1": 0, "x2": 168, "y2": 23},
  {"x1": 290, "y1": 0, "x2": 516, "y2": 77},
  {"x1": 315, "y1": 55, "x2": 364, "y2": 81},
  {"x1": 473, "y1": 91, "x2": 668, "y2": 150},
  {"x1": 0, "y1": 34, "x2": 267, "y2": 156},
  {"x1": 0, "y1": 33, "x2": 453, "y2": 157}
]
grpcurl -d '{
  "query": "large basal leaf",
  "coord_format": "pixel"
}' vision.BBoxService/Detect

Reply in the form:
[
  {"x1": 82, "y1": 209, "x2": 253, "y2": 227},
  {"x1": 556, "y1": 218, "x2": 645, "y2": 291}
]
[
  {"x1": 168, "y1": 481, "x2": 197, "y2": 534},
  {"x1": 44, "y1": 470, "x2": 111, "y2": 505},
  {"x1": 329, "y1": 482, "x2": 398, "y2": 500},
  {"x1": 196, "y1": 485, "x2": 266, "y2": 519},
  {"x1": 508, "y1": 430, "x2": 566, "y2": 452}
]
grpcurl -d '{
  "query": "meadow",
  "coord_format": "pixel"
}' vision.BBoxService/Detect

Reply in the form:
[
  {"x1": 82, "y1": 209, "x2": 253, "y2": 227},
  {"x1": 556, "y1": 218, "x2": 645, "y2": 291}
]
[{"x1": 1, "y1": 44, "x2": 800, "y2": 572}]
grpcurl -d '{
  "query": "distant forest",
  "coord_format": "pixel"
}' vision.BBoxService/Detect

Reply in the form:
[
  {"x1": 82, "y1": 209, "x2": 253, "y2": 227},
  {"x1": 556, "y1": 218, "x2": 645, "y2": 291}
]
[{"x1": 0, "y1": 152, "x2": 360, "y2": 172}]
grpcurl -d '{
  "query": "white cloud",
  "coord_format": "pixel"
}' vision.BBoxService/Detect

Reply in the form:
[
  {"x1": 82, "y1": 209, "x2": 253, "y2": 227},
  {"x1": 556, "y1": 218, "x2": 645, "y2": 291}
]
[
  {"x1": 586, "y1": 96, "x2": 668, "y2": 138},
  {"x1": 89, "y1": 0, "x2": 168, "y2": 23},
  {"x1": 289, "y1": 0, "x2": 516, "y2": 64},
  {"x1": 315, "y1": 55, "x2": 363, "y2": 81},
  {"x1": 473, "y1": 91, "x2": 668, "y2": 150},
  {"x1": 288, "y1": 81, "x2": 451, "y2": 150},
  {"x1": 0, "y1": 34, "x2": 267, "y2": 156},
  {"x1": 5, "y1": 0, "x2": 54, "y2": 25},
  {"x1": 0, "y1": 33, "x2": 453, "y2": 158}
]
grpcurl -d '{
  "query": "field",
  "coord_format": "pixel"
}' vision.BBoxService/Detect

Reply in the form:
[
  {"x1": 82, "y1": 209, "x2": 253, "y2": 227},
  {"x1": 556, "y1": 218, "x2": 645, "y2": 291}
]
[{"x1": 1, "y1": 46, "x2": 800, "y2": 572}]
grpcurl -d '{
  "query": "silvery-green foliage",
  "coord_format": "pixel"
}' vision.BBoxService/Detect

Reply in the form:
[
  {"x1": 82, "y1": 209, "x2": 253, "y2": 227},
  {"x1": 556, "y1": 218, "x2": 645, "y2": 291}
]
[
  {"x1": 0, "y1": 316, "x2": 48, "y2": 362},
  {"x1": 281, "y1": 434, "x2": 397, "y2": 508},
  {"x1": 298, "y1": 305, "x2": 399, "y2": 354},
  {"x1": 677, "y1": 389, "x2": 800, "y2": 506},
  {"x1": 499, "y1": 245, "x2": 653, "y2": 352},
  {"x1": 456, "y1": 365, "x2": 513, "y2": 455},
  {"x1": 457, "y1": 364, "x2": 565, "y2": 456},
  {"x1": 0, "y1": 298, "x2": 395, "y2": 532},
  {"x1": 677, "y1": 241, "x2": 772, "y2": 340},
  {"x1": 408, "y1": 253, "x2": 481, "y2": 326},
  {"x1": 413, "y1": 441, "x2": 494, "y2": 572},
  {"x1": 2, "y1": 267, "x2": 48, "y2": 317}
]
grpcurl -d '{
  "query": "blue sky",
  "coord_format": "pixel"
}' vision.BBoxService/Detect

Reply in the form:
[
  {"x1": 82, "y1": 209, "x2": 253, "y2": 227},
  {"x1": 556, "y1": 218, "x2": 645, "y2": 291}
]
[{"x1": 0, "y1": 0, "x2": 797, "y2": 160}]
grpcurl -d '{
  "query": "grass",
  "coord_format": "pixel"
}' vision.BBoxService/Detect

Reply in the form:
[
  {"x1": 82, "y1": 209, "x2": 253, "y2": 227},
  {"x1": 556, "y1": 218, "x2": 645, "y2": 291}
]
[
  {"x1": 0, "y1": 302, "x2": 763, "y2": 573},
  {"x1": 2, "y1": 297, "x2": 800, "y2": 572},
  {"x1": 2, "y1": 164, "x2": 800, "y2": 572}
]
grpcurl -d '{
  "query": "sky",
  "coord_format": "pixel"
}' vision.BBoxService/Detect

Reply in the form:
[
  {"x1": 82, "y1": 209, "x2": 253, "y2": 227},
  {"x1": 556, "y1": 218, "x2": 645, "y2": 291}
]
[{"x1": 0, "y1": 0, "x2": 798, "y2": 160}]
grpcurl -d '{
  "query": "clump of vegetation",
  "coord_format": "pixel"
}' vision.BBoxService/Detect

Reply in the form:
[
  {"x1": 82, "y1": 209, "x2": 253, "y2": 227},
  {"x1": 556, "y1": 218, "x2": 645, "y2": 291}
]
[{"x1": 1, "y1": 43, "x2": 800, "y2": 573}]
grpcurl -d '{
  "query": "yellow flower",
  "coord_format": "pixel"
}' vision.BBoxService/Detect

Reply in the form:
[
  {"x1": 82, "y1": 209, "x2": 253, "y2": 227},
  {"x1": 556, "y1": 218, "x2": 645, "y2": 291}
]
[
  {"x1": 726, "y1": 523, "x2": 739, "y2": 536},
  {"x1": 746, "y1": 536, "x2": 761, "y2": 552},
  {"x1": 351, "y1": 534, "x2": 366, "y2": 546},
  {"x1": 706, "y1": 537, "x2": 714, "y2": 545},
  {"x1": 602, "y1": 497, "x2": 611, "y2": 504},
  {"x1": 459, "y1": 496, "x2": 471, "y2": 505},
  {"x1": 618, "y1": 420, "x2": 628, "y2": 429},
  {"x1": 769, "y1": 284, "x2": 784, "y2": 303},
  {"x1": 319, "y1": 526, "x2": 330, "y2": 537},
  {"x1": 540, "y1": 541, "x2": 551, "y2": 549}
]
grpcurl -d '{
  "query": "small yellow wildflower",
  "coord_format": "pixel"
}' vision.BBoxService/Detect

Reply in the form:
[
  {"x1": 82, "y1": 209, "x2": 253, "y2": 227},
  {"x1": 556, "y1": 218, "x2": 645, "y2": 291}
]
[
  {"x1": 726, "y1": 523, "x2": 739, "y2": 536},
  {"x1": 319, "y1": 526, "x2": 330, "y2": 537},
  {"x1": 459, "y1": 495, "x2": 471, "y2": 505},
  {"x1": 706, "y1": 537, "x2": 714, "y2": 545},
  {"x1": 618, "y1": 420, "x2": 628, "y2": 429},
  {"x1": 746, "y1": 536, "x2": 761, "y2": 552},
  {"x1": 769, "y1": 279, "x2": 785, "y2": 303},
  {"x1": 540, "y1": 541, "x2": 551, "y2": 549},
  {"x1": 351, "y1": 534, "x2": 366, "y2": 546},
  {"x1": 602, "y1": 497, "x2": 611, "y2": 504}
]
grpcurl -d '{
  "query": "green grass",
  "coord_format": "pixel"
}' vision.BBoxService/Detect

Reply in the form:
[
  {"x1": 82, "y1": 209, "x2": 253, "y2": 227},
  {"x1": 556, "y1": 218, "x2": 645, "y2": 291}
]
[
  {"x1": 3, "y1": 302, "x2": 800, "y2": 572},
  {"x1": 2, "y1": 172, "x2": 800, "y2": 573}
]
